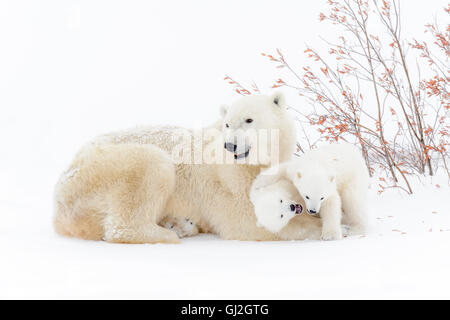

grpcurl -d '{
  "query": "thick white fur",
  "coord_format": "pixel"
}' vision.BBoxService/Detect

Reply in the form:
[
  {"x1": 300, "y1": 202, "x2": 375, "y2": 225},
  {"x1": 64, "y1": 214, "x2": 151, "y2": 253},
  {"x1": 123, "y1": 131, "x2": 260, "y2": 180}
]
[
  {"x1": 286, "y1": 143, "x2": 370, "y2": 240},
  {"x1": 250, "y1": 179, "x2": 303, "y2": 234},
  {"x1": 53, "y1": 93, "x2": 324, "y2": 243}
]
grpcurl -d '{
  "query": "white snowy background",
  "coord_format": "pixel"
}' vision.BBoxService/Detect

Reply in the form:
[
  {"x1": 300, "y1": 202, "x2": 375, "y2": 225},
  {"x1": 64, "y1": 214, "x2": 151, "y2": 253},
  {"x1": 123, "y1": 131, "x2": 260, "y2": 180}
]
[{"x1": 0, "y1": 0, "x2": 449, "y2": 299}]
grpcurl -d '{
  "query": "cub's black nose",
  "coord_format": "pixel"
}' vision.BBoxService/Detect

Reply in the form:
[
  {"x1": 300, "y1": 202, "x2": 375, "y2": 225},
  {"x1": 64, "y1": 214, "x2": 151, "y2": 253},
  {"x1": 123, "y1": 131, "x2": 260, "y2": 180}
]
[{"x1": 290, "y1": 204, "x2": 296, "y2": 212}]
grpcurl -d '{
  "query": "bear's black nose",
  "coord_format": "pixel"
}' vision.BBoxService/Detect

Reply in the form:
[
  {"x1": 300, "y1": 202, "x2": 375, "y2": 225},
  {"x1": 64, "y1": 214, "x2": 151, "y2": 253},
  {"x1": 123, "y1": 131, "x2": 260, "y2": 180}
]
[
  {"x1": 290, "y1": 204, "x2": 296, "y2": 212},
  {"x1": 308, "y1": 209, "x2": 317, "y2": 214},
  {"x1": 224, "y1": 143, "x2": 237, "y2": 153}
]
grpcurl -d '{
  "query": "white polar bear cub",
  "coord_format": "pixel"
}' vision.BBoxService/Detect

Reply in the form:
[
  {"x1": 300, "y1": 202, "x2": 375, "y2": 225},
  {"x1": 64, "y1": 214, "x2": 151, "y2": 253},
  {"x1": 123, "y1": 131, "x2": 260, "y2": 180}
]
[
  {"x1": 286, "y1": 143, "x2": 369, "y2": 240},
  {"x1": 250, "y1": 179, "x2": 303, "y2": 233}
]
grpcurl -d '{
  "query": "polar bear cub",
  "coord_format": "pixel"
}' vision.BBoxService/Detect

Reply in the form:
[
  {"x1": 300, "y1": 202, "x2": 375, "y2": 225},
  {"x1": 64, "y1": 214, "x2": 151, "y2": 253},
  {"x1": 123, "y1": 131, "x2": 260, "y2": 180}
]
[
  {"x1": 250, "y1": 178, "x2": 303, "y2": 233},
  {"x1": 286, "y1": 143, "x2": 369, "y2": 240}
]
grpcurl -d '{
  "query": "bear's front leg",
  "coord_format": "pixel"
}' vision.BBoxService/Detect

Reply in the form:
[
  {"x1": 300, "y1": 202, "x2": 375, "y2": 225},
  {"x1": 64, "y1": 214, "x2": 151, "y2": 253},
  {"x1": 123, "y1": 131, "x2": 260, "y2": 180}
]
[{"x1": 319, "y1": 193, "x2": 343, "y2": 241}]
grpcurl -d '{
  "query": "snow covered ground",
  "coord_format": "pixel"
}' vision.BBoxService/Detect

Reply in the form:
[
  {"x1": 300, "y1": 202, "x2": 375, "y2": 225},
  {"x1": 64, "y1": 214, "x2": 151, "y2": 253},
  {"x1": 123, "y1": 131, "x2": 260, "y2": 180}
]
[
  {"x1": 1, "y1": 0, "x2": 449, "y2": 299},
  {"x1": 1, "y1": 176, "x2": 449, "y2": 299}
]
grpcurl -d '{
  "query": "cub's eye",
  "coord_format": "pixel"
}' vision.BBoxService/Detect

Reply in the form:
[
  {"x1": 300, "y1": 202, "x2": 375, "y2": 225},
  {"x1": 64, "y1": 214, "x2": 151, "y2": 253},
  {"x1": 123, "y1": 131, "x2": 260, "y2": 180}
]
[
  {"x1": 280, "y1": 214, "x2": 284, "y2": 218},
  {"x1": 320, "y1": 197, "x2": 324, "y2": 200},
  {"x1": 245, "y1": 118, "x2": 253, "y2": 123},
  {"x1": 305, "y1": 196, "x2": 310, "y2": 200},
  {"x1": 280, "y1": 200, "x2": 283, "y2": 203},
  {"x1": 225, "y1": 124, "x2": 230, "y2": 128}
]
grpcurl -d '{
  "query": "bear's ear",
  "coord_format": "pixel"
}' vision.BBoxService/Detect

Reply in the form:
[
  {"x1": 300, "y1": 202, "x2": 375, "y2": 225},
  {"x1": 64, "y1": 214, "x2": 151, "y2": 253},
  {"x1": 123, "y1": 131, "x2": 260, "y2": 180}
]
[
  {"x1": 271, "y1": 91, "x2": 286, "y2": 108},
  {"x1": 297, "y1": 171, "x2": 302, "y2": 179},
  {"x1": 220, "y1": 104, "x2": 228, "y2": 118},
  {"x1": 329, "y1": 174, "x2": 335, "y2": 183}
]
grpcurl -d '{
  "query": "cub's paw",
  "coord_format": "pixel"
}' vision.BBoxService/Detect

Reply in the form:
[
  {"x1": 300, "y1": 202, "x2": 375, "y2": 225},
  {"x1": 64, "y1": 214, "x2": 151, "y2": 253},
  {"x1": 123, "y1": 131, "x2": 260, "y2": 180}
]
[
  {"x1": 321, "y1": 227, "x2": 343, "y2": 241},
  {"x1": 179, "y1": 218, "x2": 199, "y2": 237},
  {"x1": 161, "y1": 216, "x2": 199, "y2": 238}
]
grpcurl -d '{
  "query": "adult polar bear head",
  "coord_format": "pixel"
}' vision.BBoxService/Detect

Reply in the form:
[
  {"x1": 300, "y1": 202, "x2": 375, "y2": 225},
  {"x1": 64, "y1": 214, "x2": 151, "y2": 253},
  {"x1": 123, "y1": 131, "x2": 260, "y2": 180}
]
[{"x1": 219, "y1": 92, "x2": 296, "y2": 166}]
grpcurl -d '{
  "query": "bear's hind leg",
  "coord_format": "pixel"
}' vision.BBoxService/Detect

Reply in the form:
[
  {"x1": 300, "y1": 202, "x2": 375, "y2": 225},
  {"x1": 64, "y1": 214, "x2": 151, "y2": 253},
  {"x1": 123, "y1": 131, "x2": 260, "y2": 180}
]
[
  {"x1": 103, "y1": 150, "x2": 179, "y2": 244},
  {"x1": 104, "y1": 212, "x2": 180, "y2": 244},
  {"x1": 103, "y1": 193, "x2": 180, "y2": 244}
]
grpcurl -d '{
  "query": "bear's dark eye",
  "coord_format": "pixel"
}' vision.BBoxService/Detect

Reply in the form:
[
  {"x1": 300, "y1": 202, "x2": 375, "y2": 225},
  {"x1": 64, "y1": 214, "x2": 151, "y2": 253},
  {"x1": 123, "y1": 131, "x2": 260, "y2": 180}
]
[
  {"x1": 280, "y1": 200, "x2": 283, "y2": 203},
  {"x1": 245, "y1": 118, "x2": 253, "y2": 123},
  {"x1": 306, "y1": 196, "x2": 310, "y2": 200},
  {"x1": 281, "y1": 214, "x2": 284, "y2": 218},
  {"x1": 226, "y1": 123, "x2": 229, "y2": 128},
  {"x1": 320, "y1": 197, "x2": 324, "y2": 200}
]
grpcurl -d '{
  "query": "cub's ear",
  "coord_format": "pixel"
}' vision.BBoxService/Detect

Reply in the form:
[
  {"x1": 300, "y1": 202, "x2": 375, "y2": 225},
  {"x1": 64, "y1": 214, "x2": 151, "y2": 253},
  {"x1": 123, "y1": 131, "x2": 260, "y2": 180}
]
[
  {"x1": 271, "y1": 91, "x2": 286, "y2": 108},
  {"x1": 297, "y1": 171, "x2": 302, "y2": 179},
  {"x1": 220, "y1": 104, "x2": 228, "y2": 118}
]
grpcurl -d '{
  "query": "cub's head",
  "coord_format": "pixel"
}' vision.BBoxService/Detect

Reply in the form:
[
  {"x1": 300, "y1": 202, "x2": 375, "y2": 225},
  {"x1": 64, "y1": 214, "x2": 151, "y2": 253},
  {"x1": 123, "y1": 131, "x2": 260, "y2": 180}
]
[
  {"x1": 250, "y1": 179, "x2": 303, "y2": 234},
  {"x1": 290, "y1": 164, "x2": 336, "y2": 215},
  {"x1": 219, "y1": 92, "x2": 296, "y2": 165}
]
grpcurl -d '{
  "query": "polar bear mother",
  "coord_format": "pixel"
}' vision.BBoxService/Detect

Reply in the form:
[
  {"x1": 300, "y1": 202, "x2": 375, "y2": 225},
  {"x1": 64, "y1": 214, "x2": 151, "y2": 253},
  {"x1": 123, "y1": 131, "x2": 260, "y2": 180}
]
[{"x1": 54, "y1": 93, "x2": 323, "y2": 243}]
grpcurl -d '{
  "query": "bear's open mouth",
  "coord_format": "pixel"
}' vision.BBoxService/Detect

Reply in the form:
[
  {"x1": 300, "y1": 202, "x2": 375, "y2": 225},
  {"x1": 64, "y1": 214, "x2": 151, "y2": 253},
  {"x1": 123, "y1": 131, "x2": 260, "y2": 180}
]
[
  {"x1": 234, "y1": 147, "x2": 251, "y2": 160},
  {"x1": 295, "y1": 204, "x2": 303, "y2": 214}
]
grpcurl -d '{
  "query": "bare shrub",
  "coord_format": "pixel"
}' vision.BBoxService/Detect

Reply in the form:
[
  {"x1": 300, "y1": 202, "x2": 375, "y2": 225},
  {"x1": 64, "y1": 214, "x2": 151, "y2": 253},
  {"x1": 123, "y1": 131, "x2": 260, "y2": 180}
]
[{"x1": 226, "y1": 0, "x2": 449, "y2": 194}]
